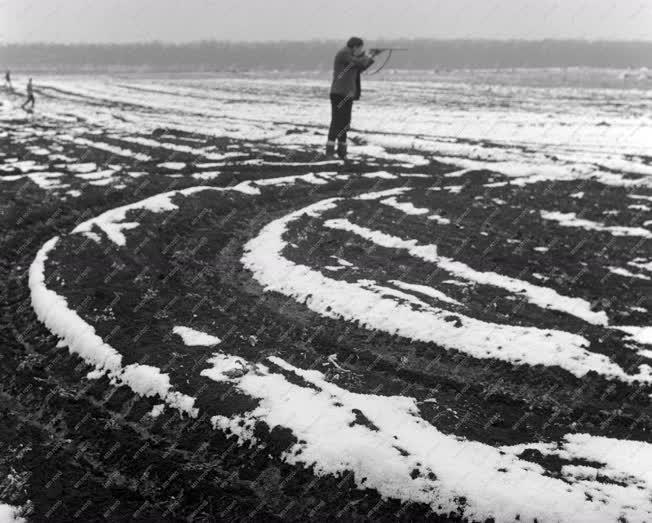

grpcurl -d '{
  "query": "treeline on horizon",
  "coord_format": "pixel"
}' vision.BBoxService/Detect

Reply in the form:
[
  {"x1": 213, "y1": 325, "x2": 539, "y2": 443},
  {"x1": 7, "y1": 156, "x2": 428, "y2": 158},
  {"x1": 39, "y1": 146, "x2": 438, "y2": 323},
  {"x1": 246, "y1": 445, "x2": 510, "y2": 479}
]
[{"x1": 1, "y1": 39, "x2": 651, "y2": 71}]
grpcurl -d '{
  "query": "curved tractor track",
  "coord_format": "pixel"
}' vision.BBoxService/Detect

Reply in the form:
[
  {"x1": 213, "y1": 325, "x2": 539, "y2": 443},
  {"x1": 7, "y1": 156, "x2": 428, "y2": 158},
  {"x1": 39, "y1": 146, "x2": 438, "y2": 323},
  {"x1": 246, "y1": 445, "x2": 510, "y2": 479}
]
[{"x1": 1, "y1": 75, "x2": 651, "y2": 522}]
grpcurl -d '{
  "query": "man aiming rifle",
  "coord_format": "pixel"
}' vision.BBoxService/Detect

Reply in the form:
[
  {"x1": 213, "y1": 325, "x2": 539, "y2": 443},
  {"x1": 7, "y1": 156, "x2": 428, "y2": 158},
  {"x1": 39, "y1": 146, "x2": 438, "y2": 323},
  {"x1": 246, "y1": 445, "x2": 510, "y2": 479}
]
[{"x1": 326, "y1": 37, "x2": 388, "y2": 161}]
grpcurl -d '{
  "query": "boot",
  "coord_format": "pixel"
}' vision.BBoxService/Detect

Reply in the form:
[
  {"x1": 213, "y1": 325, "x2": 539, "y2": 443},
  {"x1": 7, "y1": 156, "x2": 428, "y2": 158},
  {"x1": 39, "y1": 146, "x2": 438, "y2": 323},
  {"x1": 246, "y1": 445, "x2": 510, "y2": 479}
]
[
  {"x1": 325, "y1": 141, "x2": 336, "y2": 156},
  {"x1": 337, "y1": 141, "x2": 348, "y2": 160}
]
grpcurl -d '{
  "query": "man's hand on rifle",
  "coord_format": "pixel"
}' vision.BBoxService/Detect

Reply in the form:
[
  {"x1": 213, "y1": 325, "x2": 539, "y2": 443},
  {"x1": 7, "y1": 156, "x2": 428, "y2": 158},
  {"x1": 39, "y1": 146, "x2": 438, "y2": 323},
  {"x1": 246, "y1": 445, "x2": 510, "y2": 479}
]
[{"x1": 368, "y1": 48, "x2": 387, "y2": 57}]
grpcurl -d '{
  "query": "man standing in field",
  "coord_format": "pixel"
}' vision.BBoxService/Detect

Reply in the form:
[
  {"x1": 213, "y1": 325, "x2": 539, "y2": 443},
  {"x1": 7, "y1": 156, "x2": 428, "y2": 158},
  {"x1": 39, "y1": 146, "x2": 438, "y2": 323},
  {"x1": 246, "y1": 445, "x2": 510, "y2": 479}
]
[
  {"x1": 326, "y1": 37, "x2": 382, "y2": 160},
  {"x1": 4, "y1": 70, "x2": 12, "y2": 91},
  {"x1": 21, "y1": 78, "x2": 35, "y2": 112}
]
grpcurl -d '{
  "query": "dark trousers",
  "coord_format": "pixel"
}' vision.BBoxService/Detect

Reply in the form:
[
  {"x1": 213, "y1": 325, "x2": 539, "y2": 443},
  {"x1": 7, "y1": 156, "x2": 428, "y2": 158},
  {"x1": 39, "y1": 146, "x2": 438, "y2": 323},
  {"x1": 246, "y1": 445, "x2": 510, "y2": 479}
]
[
  {"x1": 21, "y1": 94, "x2": 35, "y2": 110},
  {"x1": 328, "y1": 94, "x2": 353, "y2": 143}
]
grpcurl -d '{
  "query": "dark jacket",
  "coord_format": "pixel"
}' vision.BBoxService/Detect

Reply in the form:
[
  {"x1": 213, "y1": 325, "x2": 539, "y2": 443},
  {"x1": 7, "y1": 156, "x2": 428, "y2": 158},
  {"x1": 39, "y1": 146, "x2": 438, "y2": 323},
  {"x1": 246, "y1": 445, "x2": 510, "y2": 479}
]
[{"x1": 330, "y1": 47, "x2": 374, "y2": 100}]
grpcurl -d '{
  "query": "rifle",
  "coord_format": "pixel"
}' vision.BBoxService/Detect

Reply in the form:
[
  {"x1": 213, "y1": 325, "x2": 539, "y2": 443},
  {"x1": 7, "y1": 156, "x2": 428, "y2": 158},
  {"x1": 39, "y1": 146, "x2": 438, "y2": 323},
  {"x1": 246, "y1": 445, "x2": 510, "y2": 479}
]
[{"x1": 369, "y1": 48, "x2": 408, "y2": 55}]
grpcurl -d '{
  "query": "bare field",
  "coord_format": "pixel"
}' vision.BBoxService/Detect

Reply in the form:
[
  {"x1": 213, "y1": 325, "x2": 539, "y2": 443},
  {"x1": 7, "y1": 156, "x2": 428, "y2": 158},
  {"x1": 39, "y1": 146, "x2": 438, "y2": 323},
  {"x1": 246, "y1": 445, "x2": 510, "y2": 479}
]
[{"x1": 0, "y1": 73, "x2": 651, "y2": 522}]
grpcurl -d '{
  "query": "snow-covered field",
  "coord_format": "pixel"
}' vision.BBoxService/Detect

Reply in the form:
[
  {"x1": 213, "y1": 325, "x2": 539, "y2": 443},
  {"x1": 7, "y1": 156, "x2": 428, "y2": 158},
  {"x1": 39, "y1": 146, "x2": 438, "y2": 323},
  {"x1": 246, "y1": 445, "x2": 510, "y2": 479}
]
[{"x1": 1, "y1": 71, "x2": 651, "y2": 522}]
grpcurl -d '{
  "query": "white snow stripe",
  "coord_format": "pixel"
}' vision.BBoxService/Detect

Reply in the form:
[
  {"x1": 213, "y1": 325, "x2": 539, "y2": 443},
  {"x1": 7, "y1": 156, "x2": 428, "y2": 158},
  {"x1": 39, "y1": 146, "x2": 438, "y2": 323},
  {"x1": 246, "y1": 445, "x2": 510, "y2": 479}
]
[
  {"x1": 29, "y1": 238, "x2": 198, "y2": 416},
  {"x1": 324, "y1": 217, "x2": 608, "y2": 326},
  {"x1": 243, "y1": 197, "x2": 649, "y2": 382},
  {"x1": 71, "y1": 137, "x2": 151, "y2": 162},
  {"x1": 390, "y1": 280, "x2": 462, "y2": 306},
  {"x1": 541, "y1": 210, "x2": 652, "y2": 238},
  {"x1": 72, "y1": 186, "x2": 218, "y2": 245},
  {"x1": 202, "y1": 352, "x2": 652, "y2": 523}
]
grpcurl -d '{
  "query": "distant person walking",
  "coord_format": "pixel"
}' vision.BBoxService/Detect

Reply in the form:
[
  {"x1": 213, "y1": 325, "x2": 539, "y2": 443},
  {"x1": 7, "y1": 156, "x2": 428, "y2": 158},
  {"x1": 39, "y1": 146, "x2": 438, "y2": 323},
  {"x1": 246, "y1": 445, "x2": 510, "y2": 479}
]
[
  {"x1": 326, "y1": 37, "x2": 382, "y2": 160},
  {"x1": 4, "y1": 70, "x2": 12, "y2": 91},
  {"x1": 21, "y1": 78, "x2": 35, "y2": 112}
]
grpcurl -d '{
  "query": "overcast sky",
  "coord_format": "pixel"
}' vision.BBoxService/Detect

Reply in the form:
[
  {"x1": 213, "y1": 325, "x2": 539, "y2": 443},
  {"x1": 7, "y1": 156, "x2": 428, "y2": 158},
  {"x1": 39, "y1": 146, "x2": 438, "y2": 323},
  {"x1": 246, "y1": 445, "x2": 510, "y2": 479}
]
[{"x1": 2, "y1": 0, "x2": 651, "y2": 44}]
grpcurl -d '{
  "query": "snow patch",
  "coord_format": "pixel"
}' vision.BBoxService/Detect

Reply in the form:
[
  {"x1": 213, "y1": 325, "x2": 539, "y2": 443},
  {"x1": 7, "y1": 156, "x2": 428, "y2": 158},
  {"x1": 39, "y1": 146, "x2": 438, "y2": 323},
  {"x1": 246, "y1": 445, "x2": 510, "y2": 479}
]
[
  {"x1": 173, "y1": 326, "x2": 221, "y2": 346},
  {"x1": 0, "y1": 504, "x2": 25, "y2": 523},
  {"x1": 380, "y1": 196, "x2": 429, "y2": 215}
]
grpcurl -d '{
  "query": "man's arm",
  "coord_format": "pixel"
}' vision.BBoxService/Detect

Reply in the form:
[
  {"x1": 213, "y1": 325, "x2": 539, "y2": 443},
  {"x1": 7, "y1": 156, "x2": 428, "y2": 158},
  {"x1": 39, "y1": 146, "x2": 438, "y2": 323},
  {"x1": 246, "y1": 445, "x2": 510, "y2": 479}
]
[
  {"x1": 337, "y1": 48, "x2": 375, "y2": 70},
  {"x1": 358, "y1": 56, "x2": 375, "y2": 72}
]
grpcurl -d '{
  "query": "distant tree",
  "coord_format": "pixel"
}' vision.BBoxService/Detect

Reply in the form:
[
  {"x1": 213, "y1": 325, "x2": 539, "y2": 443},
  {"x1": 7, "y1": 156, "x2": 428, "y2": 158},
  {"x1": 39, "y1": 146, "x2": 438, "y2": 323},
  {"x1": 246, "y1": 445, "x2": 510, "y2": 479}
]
[{"x1": 0, "y1": 39, "x2": 650, "y2": 72}]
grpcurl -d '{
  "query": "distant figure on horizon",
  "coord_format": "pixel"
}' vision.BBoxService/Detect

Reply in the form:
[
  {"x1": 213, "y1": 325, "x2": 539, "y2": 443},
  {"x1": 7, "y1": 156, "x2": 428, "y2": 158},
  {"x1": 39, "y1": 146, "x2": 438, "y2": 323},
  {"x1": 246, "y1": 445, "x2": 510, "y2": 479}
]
[
  {"x1": 21, "y1": 78, "x2": 35, "y2": 112},
  {"x1": 326, "y1": 37, "x2": 382, "y2": 160},
  {"x1": 4, "y1": 70, "x2": 12, "y2": 91}
]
